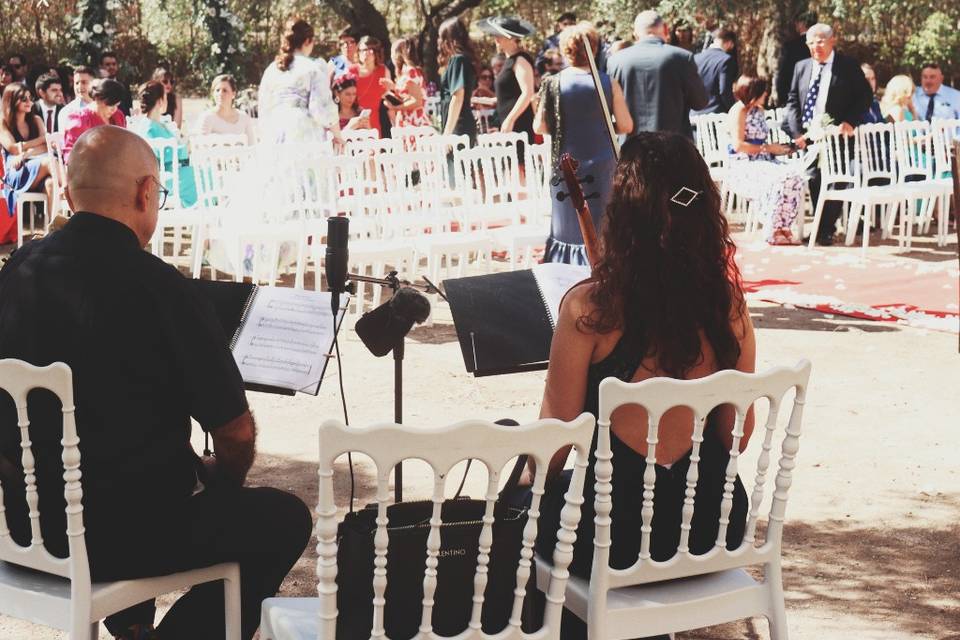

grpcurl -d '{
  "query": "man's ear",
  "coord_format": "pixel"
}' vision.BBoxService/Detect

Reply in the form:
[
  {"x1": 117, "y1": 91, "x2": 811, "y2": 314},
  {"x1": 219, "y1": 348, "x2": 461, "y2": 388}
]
[
  {"x1": 134, "y1": 176, "x2": 151, "y2": 212},
  {"x1": 64, "y1": 185, "x2": 75, "y2": 212}
]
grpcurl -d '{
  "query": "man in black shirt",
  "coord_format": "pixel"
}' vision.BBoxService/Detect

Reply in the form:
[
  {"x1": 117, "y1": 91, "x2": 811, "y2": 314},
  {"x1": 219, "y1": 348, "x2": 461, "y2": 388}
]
[{"x1": 0, "y1": 126, "x2": 311, "y2": 640}]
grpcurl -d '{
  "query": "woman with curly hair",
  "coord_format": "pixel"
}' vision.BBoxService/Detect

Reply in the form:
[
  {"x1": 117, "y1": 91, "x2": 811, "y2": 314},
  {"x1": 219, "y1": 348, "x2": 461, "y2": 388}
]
[{"x1": 527, "y1": 133, "x2": 756, "y2": 602}]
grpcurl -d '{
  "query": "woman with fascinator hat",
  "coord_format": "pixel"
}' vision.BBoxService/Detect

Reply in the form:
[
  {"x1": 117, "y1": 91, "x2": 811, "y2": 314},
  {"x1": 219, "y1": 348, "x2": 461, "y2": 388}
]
[{"x1": 476, "y1": 16, "x2": 536, "y2": 144}]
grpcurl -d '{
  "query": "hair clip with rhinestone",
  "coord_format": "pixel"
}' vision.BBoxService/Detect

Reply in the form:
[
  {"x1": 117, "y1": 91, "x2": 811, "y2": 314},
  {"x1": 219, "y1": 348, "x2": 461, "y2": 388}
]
[{"x1": 670, "y1": 186, "x2": 701, "y2": 207}]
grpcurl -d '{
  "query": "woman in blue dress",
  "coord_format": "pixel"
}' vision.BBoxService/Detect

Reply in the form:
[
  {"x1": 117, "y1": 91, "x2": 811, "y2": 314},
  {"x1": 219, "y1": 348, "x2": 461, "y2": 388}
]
[
  {"x1": 1, "y1": 83, "x2": 52, "y2": 217},
  {"x1": 130, "y1": 80, "x2": 197, "y2": 208},
  {"x1": 534, "y1": 22, "x2": 632, "y2": 265}
]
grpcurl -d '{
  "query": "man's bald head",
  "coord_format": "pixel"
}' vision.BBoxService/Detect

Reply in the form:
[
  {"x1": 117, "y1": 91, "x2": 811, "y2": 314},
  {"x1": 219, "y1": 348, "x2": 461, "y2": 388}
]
[{"x1": 66, "y1": 126, "x2": 161, "y2": 246}]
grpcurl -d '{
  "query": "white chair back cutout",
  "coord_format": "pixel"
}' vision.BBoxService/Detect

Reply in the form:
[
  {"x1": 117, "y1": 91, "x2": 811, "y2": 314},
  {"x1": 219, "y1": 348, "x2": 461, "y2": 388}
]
[
  {"x1": 591, "y1": 360, "x2": 812, "y2": 590},
  {"x1": 315, "y1": 415, "x2": 596, "y2": 640}
]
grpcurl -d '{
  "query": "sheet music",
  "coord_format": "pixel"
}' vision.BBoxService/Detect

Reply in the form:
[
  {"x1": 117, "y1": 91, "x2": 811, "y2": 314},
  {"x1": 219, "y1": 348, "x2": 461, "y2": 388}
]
[
  {"x1": 231, "y1": 287, "x2": 347, "y2": 394},
  {"x1": 532, "y1": 263, "x2": 591, "y2": 328}
]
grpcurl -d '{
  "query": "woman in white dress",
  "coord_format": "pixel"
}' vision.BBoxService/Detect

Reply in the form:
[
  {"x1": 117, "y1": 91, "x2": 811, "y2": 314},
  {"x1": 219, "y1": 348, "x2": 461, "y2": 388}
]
[{"x1": 258, "y1": 18, "x2": 343, "y2": 145}]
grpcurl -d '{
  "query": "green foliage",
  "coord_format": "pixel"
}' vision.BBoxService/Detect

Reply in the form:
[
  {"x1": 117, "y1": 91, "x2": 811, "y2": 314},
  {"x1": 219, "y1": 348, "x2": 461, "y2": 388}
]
[
  {"x1": 195, "y1": 0, "x2": 248, "y2": 84},
  {"x1": 904, "y1": 11, "x2": 960, "y2": 78},
  {"x1": 72, "y1": 0, "x2": 118, "y2": 65}
]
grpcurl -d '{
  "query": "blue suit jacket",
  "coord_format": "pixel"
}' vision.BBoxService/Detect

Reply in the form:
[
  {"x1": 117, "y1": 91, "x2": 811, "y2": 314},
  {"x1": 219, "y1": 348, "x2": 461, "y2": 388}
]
[{"x1": 692, "y1": 46, "x2": 735, "y2": 115}]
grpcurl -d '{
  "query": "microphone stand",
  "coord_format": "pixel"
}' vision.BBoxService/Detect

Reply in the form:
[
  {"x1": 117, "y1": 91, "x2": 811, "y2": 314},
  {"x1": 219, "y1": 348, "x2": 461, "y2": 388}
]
[{"x1": 347, "y1": 271, "x2": 445, "y2": 502}]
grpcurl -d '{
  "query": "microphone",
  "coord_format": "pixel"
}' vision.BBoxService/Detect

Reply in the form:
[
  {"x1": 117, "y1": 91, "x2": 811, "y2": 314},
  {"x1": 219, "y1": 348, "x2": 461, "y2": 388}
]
[
  {"x1": 325, "y1": 216, "x2": 349, "y2": 314},
  {"x1": 354, "y1": 287, "x2": 431, "y2": 356}
]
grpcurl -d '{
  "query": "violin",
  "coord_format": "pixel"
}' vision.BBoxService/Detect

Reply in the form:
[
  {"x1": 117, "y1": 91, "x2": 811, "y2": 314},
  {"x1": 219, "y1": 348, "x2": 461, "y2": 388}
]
[{"x1": 558, "y1": 153, "x2": 601, "y2": 271}]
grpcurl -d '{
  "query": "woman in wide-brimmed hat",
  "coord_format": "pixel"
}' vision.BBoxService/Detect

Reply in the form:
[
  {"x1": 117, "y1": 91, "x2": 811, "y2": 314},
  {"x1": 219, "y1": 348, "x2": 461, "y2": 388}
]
[{"x1": 476, "y1": 16, "x2": 536, "y2": 145}]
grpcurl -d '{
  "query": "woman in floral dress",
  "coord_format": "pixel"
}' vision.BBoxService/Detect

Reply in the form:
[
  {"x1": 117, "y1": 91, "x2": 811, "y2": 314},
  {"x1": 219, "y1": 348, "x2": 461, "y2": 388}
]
[
  {"x1": 726, "y1": 75, "x2": 805, "y2": 245},
  {"x1": 383, "y1": 36, "x2": 432, "y2": 129}
]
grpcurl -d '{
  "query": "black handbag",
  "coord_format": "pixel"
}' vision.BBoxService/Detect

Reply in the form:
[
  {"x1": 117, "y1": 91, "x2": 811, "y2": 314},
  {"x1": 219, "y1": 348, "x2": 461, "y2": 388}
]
[{"x1": 335, "y1": 457, "x2": 533, "y2": 640}]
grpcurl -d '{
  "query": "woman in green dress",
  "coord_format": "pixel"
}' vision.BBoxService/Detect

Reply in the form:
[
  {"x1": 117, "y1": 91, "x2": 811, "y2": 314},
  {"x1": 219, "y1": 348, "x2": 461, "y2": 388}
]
[
  {"x1": 131, "y1": 80, "x2": 197, "y2": 208},
  {"x1": 438, "y1": 17, "x2": 479, "y2": 143}
]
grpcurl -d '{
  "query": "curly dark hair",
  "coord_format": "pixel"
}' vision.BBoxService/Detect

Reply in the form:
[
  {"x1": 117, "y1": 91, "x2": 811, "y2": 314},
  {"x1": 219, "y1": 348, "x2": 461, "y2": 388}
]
[{"x1": 582, "y1": 132, "x2": 745, "y2": 378}]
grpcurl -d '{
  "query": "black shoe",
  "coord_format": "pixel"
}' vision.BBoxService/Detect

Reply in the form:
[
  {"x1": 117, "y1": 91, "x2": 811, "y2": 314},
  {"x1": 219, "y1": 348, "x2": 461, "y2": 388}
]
[{"x1": 816, "y1": 234, "x2": 835, "y2": 246}]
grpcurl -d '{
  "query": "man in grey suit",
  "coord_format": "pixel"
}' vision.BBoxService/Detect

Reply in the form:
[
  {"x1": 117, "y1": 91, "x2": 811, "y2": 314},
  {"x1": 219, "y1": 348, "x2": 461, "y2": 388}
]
[{"x1": 607, "y1": 10, "x2": 707, "y2": 138}]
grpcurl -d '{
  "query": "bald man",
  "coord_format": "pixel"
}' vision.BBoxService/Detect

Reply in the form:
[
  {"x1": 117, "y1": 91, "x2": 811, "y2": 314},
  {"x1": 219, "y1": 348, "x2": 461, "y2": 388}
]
[{"x1": 0, "y1": 127, "x2": 311, "y2": 640}]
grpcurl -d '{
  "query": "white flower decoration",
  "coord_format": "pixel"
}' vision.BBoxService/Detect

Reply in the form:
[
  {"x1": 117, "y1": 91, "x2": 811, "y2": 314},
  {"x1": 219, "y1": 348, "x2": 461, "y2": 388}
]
[
  {"x1": 206, "y1": 6, "x2": 217, "y2": 16},
  {"x1": 227, "y1": 45, "x2": 235, "y2": 54},
  {"x1": 77, "y1": 29, "x2": 91, "y2": 43},
  {"x1": 92, "y1": 23, "x2": 104, "y2": 34},
  {"x1": 211, "y1": 43, "x2": 222, "y2": 55}
]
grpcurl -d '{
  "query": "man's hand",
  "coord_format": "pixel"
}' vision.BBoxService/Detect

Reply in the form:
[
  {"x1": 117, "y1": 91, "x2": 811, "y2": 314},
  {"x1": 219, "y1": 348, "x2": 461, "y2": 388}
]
[
  {"x1": 793, "y1": 136, "x2": 808, "y2": 150},
  {"x1": 838, "y1": 121, "x2": 855, "y2": 136},
  {"x1": 209, "y1": 410, "x2": 257, "y2": 487}
]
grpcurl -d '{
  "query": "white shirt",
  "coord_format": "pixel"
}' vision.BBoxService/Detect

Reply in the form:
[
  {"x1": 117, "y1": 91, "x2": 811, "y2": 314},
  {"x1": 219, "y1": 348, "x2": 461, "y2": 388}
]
[
  {"x1": 810, "y1": 51, "x2": 835, "y2": 120},
  {"x1": 58, "y1": 97, "x2": 89, "y2": 132}
]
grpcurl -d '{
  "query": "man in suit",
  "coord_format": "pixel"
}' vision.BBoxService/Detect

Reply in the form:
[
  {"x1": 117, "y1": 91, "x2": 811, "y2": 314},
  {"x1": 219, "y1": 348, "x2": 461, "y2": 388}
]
[
  {"x1": 31, "y1": 72, "x2": 64, "y2": 134},
  {"x1": 607, "y1": 9, "x2": 707, "y2": 138},
  {"x1": 692, "y1": 28, "x2": 737, "y2": 115},
  {"x1": 782, "y1": 23, "x2": 871, "y2": 245},
  {"x1": 774, "y1": 11, "x2": 816, "y2": 106}
]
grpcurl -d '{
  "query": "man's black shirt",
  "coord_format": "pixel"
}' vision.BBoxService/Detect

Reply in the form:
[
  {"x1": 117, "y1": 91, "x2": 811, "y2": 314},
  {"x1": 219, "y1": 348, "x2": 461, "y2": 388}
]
[{"x1": 0, "y1": 212, "x2": 247, "y2": 548}]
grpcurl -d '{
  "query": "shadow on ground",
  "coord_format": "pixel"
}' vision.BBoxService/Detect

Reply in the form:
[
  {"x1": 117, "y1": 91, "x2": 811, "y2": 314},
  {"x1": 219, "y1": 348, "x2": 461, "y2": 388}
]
[
  {"x1": 749, "y1": 304, "x2": 901, "y2": 333},
  {"x1": 251, "y1": 449, "x2": 959, "y2": 639}
]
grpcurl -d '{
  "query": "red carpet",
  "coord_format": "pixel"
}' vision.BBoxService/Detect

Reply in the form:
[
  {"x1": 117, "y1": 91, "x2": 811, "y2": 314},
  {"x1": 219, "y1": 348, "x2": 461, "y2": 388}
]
[{"x1": 735, "y1": 239, "x2": 959, "y2": 333}]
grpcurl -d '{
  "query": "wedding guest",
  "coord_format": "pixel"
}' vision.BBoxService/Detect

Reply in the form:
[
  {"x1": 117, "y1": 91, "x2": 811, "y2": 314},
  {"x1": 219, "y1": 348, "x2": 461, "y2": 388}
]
[
  {"x1": 56, "y1": 64, "x2": 75, "y2": 103},
  {"x1": 531, "y1": 132, "x2": 754, "y2": 606},
  {"x1": 881, "y1": 75, "x2": 919, "y2": 122},
  {"x1": 350, "y1": 36, "x2": 390, "y2": 137},
  {"x1": 490, "y1": 53, "x2": 506, "y2": 78},
  {"x1": 62, "y1": 78, "x2": 127, "y2": 163},
  {"x1": 152, "y1": 67, "x2": 183, "y2": 130},
  {"x1": 536, "y1": 11, "x2": 576, "y2": 68},
  {"x1": 1, "y1": 83, "x2": 52, "y2": 215},
  {"x1": 912, "y1": 63, "x2": 960, "y2": 122},
  {"x1": 727, "y1": 75, "x2": 805, "y2": 245},
  {"x1": 131, "y1": 80, "x2": 197, "y2": 208},
  {"x1": 608, "y1": 40, "x2": 632, "y2": 55},
  {"x1": 330, "y1": 27, "x2": 360, "y2": 79},
  {"x1": 471, "y1": 65, "x2": 497, "y2": 110},
  {"x1": 692, "y1": 28, "x2": 736, "y2": 115},
  {"x1": 477, "y1": 16, "x2": 536, "y2": 141},
  {"x1": 0, "y1": 65, "x2": 15, "y2": 91},
  {"x1": 381, "y1": 36, "x2": 432, "y2": 128},
  {"x1": 99, "y1": 51, "x2": 132, "y2": 115},
  {"x1": 782, "y1": 23, "x2": 872, "y2": 245},
  {"x1": 7, "y1": 54, "x2": 27, "y2": 82},
  {"x1": 774, "y1": 11, "x2": 816, "y2": 106},
  {"x1": 194, "y1": 74, "x2": 258, "y2": 144},
  {"x1": 32, "y1": 72, "x2": 64, "y2": 133},
  {"x1": 438, "y1": 17, "x2": 479, "y2": 142},
  {"x1": 860, "y1": 63, "x2": 884, "y2": 124},
  {"x1": 607, "y1": 10, "x2": 707, "y2": 138},
  {"x1": 258, "y1": 17, "x2": 341, "y2": 145},
  {"x1": 332, "y1": 75, "x2": 371, "y2": 131},
  {"x1": 58, "y1": 66, "x2": 124, "y2": 131},
  {"x1": 534, "y1": 21, "x2": 633, "y2": 265},
  {"x1": 537, "y1": 48, "x2": 563, "y2": 78}
]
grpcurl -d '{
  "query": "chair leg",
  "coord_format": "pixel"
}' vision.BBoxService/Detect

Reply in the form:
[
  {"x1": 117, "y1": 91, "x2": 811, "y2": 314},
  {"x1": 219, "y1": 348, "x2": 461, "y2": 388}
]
[
  {"x1": 68, "y1": 619, "x2": 98, "y2": 640},
  {"x1": 224, "y1": 573, "x2": 242, "y2": 640},
  {"x1": 807, "y1": 195, "x2": 826, "y2": 249},
  {"x1": 765, "y1": 561, "x2": 789, "y2": 640}
]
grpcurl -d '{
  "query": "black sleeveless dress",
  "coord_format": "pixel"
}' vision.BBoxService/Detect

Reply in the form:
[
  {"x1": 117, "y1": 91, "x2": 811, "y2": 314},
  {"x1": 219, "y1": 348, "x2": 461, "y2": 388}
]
[
  {"x1": 494, "y1": 51, "x2": 535, "y2": 142},
  {"x1": 533, "y1": 336, "x2": 748, "y2": 579}
]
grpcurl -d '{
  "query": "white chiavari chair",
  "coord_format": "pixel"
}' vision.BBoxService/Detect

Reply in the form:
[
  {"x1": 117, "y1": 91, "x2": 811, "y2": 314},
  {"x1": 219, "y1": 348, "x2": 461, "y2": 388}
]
[
  {"x1": 0, "y1": 359, "x2": 241, "y2": 640},
  {"x1": 45, "y1": 132, "x2": 70, "y2": 216},
  {"x1": 189, "y1": 133, "x2": 248, "y2": 151},
  {"x1": 535, "y1": 361, "x2": 812, "y2": 640},
  {"x1": 892, "y1": 120, "x2": 953, "y2": 247},
  {"x1": 390, "y1": 125, "x2": 438, "y2": 152},
  {"x1": 260, "y1": 413, "x2": 596, "y2": 640}
]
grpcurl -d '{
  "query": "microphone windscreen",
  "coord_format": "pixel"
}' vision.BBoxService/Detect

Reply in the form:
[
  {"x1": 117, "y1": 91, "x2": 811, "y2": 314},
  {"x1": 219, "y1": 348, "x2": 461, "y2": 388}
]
[
  {"x1": 389, "y1": 287, "x2": 431, "y2": 325},
  {"x1": 355, "y1": 302, "x2": 414, "y2": 357}
]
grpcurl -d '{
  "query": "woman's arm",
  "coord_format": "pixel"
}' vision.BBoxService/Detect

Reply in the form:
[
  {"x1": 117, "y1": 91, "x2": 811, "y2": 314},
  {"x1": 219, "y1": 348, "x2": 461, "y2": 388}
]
[
  {"x1": 729, "y1": 103, "x2": 767, "y2": 155},
  {"x1": 610, "y1": 78, "x2": 633, "y2": 135},
  {"x1": 536, "y1": 284, "x2": 597, "y2": 480},
  {"x1": 499, "y1": 55, "x2": 535, "y2": 133},
  {"x1": 443, "y1": 88, "x2": 465, "y2": 136},
  {"x1": 399, "y1": 78, "x2": 425, "y2": 113}
]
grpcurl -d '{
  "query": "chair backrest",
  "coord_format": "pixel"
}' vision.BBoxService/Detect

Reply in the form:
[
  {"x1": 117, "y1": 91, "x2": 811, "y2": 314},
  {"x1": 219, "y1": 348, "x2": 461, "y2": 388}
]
[
  {"x1": 148, "y1": 138, "x2": 182, "y2": 209},
  {"x1": 857, "y1": 122, "x2": 897, "y2": 185},
  {"x1": 819, "y1": 128, "x2": 859, "y2": 188},
  {"x1": 524, "y1": 140, "x2": 552, "y2": 219},
  {"x1": 893, "y1": 120, "x2": 934, "y2": 182},
  {"x1": 391, "y1": 126, "x2": 438, "y2": 152},
  {"x1": 454, "y1": 145, "x2": 522, "y2": 228},
  {"x1": 189, "y1": 133, "x2": 248, "y2": 150},
  {"x1": 343, "y1": 129, "x2": 380, "y2": 144},
  {"x1": 931, "y1": 118, "x2": 960, "y2": 179},
  {"x1": 376, "y1": 151, "x2": 447, "y2": 235},
  {"x1": 315, "y1": 414, "x2": 596, "y2": 640},
  {"x1": 589, "y1": 361, "x2": 811, "y2": 594},
  {"x1": 473, "y1": 109, "x2": 495, "y2": 134},
  {"x1": 692, "y1": 113, "x2": 730, "y2": 167},
  {"x1": 192, "y1": 145, "x2": 254, "y2": 212},
  {"x1": 476, "y1": 131, "x2": 528, "y2": 150},
  {"x1": 0, "y1": 360, "x2": 89, "y2": 588},
  {"x1": 45, "y1": 132, "x2": 70, "y2": 214}
]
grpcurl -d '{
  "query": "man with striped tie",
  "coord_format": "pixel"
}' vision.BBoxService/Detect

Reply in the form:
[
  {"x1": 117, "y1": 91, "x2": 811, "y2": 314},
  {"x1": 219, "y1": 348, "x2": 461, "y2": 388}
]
[{"x1": 782, "y1": 23, "x2": 872, "y2": 245}]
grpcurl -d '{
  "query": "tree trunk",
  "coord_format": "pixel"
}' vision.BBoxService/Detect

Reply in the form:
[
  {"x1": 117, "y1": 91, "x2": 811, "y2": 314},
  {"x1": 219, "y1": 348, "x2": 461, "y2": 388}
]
[{"x1": 758, "y1": 0, "x2": 808, "y2": 105}]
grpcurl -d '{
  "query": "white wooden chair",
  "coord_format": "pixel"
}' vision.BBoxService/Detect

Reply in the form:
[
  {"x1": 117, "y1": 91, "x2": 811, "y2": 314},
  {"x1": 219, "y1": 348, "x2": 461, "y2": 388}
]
[
  {"x1": 930, "y1": 118, "x2": 959, "y2": 243},
  {"x1": 148, "y1": 138, "x2": 183, "y2": 211},
  {"x1": 45, "y1": 131, "x2": 71, "y2": 217},
  {"x1": 892, "y1": 120, "x2": 953, "y2": 248},
  {"x1": 533, "y1": 361, "x2": 812, "y2": 640},
  {"x1": 260, "y1": 413, "x2": 596, "y2": 639},
  {"x1": 0, "y1": 359, "x2": 241, "y2": 640},
  {"x1": 390, "y1": 125, "x2": 438, "y2": 152},
  {"x1": 189, "y1": 133, "x2": 249, "y2": 151},
  {"x1": 15, "y1": 193, "x2": 47, "y2": 248}
]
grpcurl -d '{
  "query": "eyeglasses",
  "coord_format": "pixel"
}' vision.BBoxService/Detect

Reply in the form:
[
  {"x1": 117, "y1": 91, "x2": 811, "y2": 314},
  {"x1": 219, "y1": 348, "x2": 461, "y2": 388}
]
[
  {"x1": 140, "y1": 175, "x2": 169, "y2": 209},
  {"x1": 480, "y1": 73, "x2": 493, "y2": 79}
]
